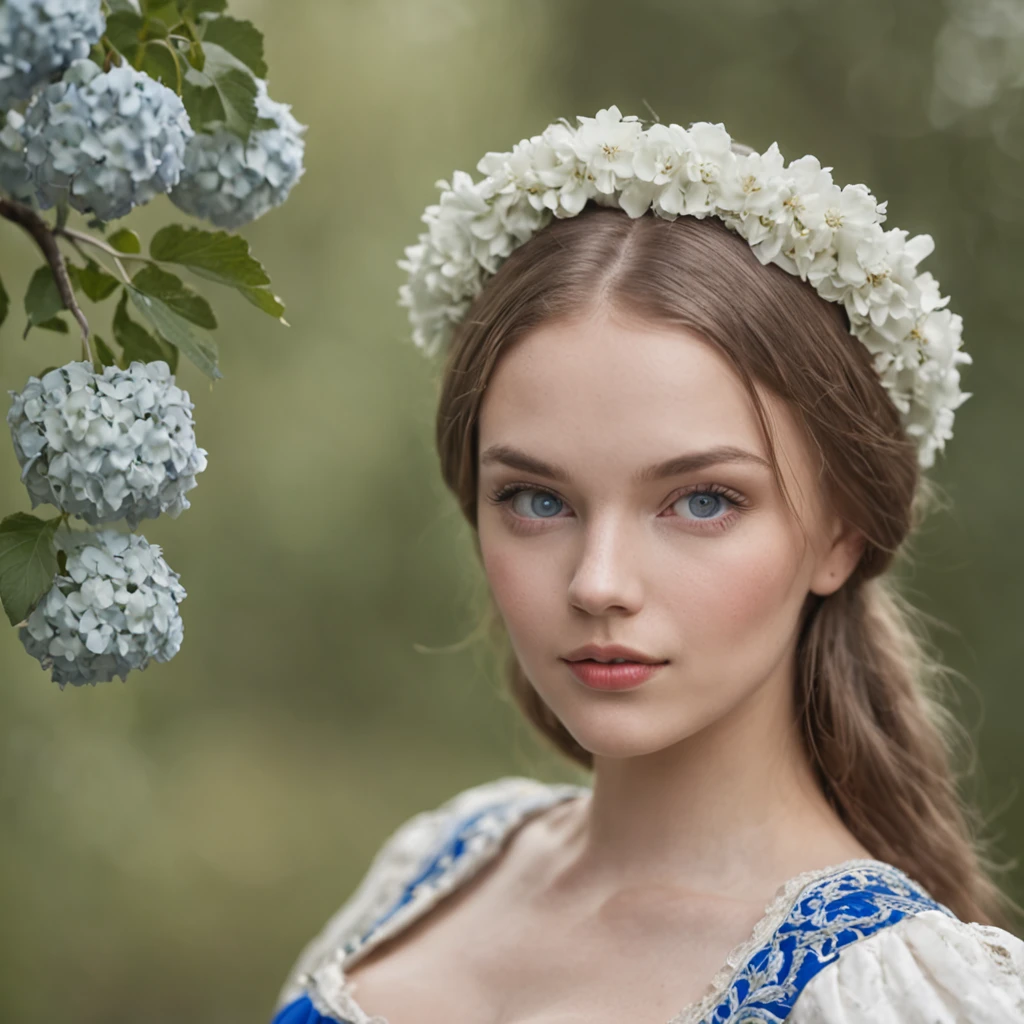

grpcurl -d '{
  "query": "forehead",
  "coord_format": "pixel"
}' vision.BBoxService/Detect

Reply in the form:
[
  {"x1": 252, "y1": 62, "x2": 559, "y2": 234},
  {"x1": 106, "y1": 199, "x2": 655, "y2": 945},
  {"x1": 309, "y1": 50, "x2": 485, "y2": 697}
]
[{"x1": 478, "y1": 312, "x2": 789, "y2": 464}]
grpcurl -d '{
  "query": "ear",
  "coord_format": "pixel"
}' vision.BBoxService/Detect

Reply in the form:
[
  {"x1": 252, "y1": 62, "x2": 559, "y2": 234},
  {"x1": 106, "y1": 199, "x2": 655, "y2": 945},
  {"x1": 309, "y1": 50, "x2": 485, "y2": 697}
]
[{"x1": 809, "y1": 516, "x2": 866, "y2": 597}]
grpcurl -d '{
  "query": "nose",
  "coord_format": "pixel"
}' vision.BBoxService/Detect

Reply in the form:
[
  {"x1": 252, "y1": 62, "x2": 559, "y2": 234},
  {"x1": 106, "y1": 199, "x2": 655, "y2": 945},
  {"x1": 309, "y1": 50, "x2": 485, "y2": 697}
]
[{"x1": 566, "y1": 514, "x2": 644, "y2": 617}]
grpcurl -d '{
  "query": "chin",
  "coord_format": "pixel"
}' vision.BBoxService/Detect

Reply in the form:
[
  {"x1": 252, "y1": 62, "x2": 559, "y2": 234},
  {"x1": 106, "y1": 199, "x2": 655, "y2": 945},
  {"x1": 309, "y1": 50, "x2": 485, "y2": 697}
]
[{"x1": 537, "y1": 685, "x2": 707, "y2": 758}]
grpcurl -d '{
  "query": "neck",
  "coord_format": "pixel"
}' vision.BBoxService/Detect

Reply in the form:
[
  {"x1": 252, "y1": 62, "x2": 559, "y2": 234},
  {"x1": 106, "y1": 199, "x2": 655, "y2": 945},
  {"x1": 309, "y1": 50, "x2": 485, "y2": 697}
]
[{"x1": 555, "y1": 654, "x2": 870, "y2": 901}]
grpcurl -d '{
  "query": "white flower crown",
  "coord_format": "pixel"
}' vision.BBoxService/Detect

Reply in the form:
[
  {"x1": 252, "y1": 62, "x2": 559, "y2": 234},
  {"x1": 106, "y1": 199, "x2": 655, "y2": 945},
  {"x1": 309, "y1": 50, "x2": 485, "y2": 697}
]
[{"x1": 397, "y1": 106, "x2": 971, "y2": 469}]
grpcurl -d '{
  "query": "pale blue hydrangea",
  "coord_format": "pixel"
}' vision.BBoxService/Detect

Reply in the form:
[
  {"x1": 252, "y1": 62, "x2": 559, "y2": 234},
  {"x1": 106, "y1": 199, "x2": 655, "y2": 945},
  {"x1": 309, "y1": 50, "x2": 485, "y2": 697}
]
[
  {"x1": 20, "y1": 528, "x2": 186, "y2": 687},
  {"x1": 7, "y1": 359, "x2": 208, "y2": 529},
  {"x1": 169, "y1": 77, "x2": 305, "y2": 228},
  {"x1": 0, "y1": 108, "x2": 32, "y2": 198},
  {"x1": 19, "y1": 58, "x2": 193, "y2": 221},
  {"x1": 0, "y1": 0, "x2": 105, "y2": 109}
]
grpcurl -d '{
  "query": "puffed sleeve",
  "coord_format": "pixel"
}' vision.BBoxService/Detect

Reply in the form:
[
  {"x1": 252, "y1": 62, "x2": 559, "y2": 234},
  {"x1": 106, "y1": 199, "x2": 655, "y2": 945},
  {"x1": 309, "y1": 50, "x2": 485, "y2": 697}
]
[
  {"x1": 272, "y1": 774, "x2": 549, "y2": 1013},
  {"x1": 790, "y1": 908, "x2": 1024, "y2": 1023}
]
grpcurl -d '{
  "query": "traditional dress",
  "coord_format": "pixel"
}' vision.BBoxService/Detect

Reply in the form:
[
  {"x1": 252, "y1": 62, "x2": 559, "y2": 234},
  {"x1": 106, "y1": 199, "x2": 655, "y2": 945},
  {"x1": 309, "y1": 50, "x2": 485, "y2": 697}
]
[{"x1": 272, "y1": 776, "x2": 1024, "y2": 1023}]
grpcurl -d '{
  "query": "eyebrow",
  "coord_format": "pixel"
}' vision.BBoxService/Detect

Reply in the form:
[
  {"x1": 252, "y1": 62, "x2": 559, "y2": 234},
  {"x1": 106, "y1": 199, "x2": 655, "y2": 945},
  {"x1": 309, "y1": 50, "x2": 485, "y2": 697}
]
[{"x1": 479, "y1": 443, "x2": 772, "y2": 485}]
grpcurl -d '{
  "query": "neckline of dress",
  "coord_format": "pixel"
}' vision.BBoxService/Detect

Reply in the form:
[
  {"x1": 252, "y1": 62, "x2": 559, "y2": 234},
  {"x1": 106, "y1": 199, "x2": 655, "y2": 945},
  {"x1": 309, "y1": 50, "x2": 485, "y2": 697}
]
[{"x1": 313, "y1": 781, "x2": 902, "y2": 1024}]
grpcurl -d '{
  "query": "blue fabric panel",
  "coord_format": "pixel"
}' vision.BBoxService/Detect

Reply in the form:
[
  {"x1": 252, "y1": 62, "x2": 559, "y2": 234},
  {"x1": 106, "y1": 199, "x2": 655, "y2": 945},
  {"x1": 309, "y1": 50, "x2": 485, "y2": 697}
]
[
  {"x1": 270, "y1": 994, "x2": 350, "y2": 1024},
  {"x1": 351, "y1": 797, "x2": 520, "y2": 948},
  {"x1": 701, "y1": 865, "x2": 955, "y2": 1022}
]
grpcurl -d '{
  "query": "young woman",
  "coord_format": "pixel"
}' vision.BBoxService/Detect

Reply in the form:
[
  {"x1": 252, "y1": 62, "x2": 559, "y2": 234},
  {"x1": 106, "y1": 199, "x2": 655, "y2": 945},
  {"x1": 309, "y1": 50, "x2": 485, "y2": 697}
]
[{"x1": 271, "y1": 109, "x2": 1024, "y2": 1023}]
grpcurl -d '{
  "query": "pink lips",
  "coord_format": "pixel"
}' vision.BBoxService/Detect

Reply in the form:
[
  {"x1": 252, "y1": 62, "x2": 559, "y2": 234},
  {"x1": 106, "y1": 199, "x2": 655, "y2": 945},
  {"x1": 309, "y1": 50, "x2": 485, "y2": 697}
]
[{"x1": 564, "y1": 659, "x2": 665, "y2": 690}]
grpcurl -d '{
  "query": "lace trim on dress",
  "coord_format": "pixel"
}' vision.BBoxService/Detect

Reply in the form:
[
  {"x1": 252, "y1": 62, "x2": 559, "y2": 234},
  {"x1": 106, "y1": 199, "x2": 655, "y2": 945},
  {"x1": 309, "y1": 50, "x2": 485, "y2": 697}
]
[
  {"x1": 672, "y1": 859, "x2": 954, "y2": 1023},
  {"x1": 307, "y1": 781, "x2": 588, "y2": 1023},
  {"x1": 290, "y1": 782, "x2": 953, "y2": 1024}
]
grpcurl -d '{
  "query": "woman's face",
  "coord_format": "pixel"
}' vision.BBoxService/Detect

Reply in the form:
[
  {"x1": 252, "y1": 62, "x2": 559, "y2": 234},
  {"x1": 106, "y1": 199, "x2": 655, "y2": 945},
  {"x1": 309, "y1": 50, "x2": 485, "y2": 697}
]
[{"x1": 475, "y1": 309, "x2": 864, "y2": 760}]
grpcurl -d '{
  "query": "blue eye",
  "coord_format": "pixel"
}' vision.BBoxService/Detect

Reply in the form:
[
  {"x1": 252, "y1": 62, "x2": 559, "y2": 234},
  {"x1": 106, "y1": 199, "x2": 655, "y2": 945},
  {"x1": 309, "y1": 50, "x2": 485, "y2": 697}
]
[
  {"x1": 486, "y1": 482, "x2": 746, "y2": 532},
  {"x1": 511, "y1": 489, "x2": 563, "y2": 518},
  {"x1": 679, "y1": 492, "x2": 727, "y2": 519}
]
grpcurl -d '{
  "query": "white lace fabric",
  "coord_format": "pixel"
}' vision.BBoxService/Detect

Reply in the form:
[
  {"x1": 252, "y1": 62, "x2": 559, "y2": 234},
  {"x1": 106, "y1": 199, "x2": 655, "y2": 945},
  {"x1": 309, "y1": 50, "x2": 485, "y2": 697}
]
[{"x1": 274, "y1": 775, "x2": 1024, "y2": 1024}]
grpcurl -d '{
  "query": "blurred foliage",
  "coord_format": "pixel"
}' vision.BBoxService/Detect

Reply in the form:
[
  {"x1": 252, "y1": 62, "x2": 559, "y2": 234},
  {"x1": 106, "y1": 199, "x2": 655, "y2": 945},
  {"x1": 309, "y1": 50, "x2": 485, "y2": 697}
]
[{"x1": 1, "y1": 0, "x2": 1023, "y2": 1019}]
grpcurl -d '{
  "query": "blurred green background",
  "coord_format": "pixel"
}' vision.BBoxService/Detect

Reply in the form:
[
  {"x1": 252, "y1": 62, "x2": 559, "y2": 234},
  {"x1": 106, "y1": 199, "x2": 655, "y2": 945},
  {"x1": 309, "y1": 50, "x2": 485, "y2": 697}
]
[{"x1": 2, "y1": 0, "x2": 1023, "y2": 1019}]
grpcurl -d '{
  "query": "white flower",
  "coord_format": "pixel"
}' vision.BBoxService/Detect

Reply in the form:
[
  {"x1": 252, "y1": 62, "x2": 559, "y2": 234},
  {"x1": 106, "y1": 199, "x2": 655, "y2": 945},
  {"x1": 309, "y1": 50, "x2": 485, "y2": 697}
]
[
  {"x1": 17, "y1": 59, "x2": 192, "y2": 221},
  {"x1": 678, "y1": 121, "x2": 736, "y2": 217},
  {"x1": 19, "y1": 528, "x2": 187, "y2": 687},
  {"x1": 570, "y1": 105, "x2": 643, "y2": 194},
  {"x1": 0, "y1": 0, "x2": 105, "y2": 108},
  {"x1": 631, "y1": 121, "x2": 693, "y2": 218},
  {"x1": 169, "y1": 78, "x2": 305, "y2": 229},
  {"x1": 530, "y1": 120, "x2": 597, "y2": 215},
  {"x1": 716, "y1": 142, "x2": 789, "y2": 242},
  {"x1": 396, "y1": 109, "x2": 970, "y2": 469},
  {"x1": 7, "y1": 359, "x2": 208, "y2": 528}
]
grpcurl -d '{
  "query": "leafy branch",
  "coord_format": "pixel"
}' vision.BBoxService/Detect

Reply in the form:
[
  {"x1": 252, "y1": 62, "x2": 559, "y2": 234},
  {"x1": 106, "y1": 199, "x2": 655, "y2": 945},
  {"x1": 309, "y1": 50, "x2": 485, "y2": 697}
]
[
  {"x1": 0, "y1": 0, "x2": 304, "y2": 686},
  {"x1": 0, "y1": 196, "x2": 286, "y2": 381},
  {"x1": 0, "y1": 198, "x2": 93, "y2": 360}
]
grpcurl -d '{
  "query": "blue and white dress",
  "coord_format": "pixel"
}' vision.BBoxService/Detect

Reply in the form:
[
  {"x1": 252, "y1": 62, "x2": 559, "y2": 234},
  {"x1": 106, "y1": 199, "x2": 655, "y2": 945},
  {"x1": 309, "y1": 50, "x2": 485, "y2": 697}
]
[{"x1": 271, "y1": 776, "x2": 1024, "y2": 1024}]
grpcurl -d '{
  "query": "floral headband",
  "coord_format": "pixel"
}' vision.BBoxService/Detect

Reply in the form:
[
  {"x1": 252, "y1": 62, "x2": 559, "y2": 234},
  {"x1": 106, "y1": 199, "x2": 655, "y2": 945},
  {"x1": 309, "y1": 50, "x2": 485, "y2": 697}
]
[{"x1": 397, "y1": 106, "x2": 970, "y2": 469}]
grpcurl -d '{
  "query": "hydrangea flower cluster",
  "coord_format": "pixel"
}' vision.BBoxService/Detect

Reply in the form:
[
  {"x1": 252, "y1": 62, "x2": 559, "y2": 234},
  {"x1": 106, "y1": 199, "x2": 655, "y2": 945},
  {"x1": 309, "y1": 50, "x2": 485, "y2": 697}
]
[
  {"x1": 0, "y1": 0, "x2": 104, "y2": 109},
  {"x1": 0, "y1": 109, "x2": 32, "y2": 199},
  {"x1": 169, "y1": 77, "x2": 306, "y2": 228},
  {"x1": 16, "y1": 58, "x2": 193, "y2": 221},
  {"x1": 19, "y1": 528, "x2": 186, "y2": 688},
  {"x1": 398, "y1": 107, "x2": 971, "y2": 469},
  {"x1": 7, "y1": 360, "x2": 208, "y2": 529}
]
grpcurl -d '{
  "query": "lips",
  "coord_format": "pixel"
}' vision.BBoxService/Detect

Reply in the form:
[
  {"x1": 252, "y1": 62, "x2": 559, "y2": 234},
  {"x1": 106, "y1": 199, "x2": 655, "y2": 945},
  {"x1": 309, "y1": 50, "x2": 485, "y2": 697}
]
[
  {"x1": 565, "y1": 659, "x2": 665, "y2": 690},
  {"x1": 563, "y1": 642, "x2": 667, "y2": 665}
]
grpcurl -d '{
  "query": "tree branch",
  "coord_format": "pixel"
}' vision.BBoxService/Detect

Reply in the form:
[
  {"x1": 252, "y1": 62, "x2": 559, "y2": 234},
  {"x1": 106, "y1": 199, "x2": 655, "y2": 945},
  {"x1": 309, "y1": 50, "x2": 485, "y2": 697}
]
[
  {"x1": 56, "y1": 225, "x2": 145, "y2": 281},
  {"x1": 0, "y1": 197, "x2": 93, "y2": 362}
]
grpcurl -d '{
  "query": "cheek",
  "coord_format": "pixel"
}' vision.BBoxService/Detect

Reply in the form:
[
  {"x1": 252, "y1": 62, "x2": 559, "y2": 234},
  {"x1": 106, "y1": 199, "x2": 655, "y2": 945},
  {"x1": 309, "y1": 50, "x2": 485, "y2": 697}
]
[
  {"x1": 478, "y1": 523, "x2": 555, "y2": 633},
  {"x1": 665, "y1": 517, "x2": 809, "y2": 642}
]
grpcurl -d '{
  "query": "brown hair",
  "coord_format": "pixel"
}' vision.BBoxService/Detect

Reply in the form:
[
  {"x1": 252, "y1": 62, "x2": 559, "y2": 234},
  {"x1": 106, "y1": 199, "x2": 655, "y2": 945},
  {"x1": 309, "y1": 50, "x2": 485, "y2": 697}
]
[{"x1": 432, "y1": 201, "x2": 1016, "y2": 928}]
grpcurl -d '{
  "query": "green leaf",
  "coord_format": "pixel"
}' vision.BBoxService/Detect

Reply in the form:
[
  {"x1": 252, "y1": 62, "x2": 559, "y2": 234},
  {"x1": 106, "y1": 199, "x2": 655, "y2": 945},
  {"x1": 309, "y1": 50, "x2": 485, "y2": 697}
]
[
  {"x1": 141, "y1": 2, "x2": 177, "y2": 31},
  {"x1": 188, "y1": 0, "x2": 228, "y2": 14},
  {"x1": 23, "y1": 266, "x2": 65, "y2": 337},
  {"x1": 71, "y1": 261, "x2": 120, "y2": 303},
  {"x1": 107, "y1": 0, "x2": 143, "y2": 13},
  {"x1": 35, "y1": 316, "x2": 69, "y2": 333},
  {"x1": 182, "y1": 42, "x2": 258, "y2": 139},
  {"x1": 139, "y1": 39, "x2": 182, "y2": 91},
  {"x1": 180, "y1": 75, "x2": 221, "y2": 128},
  {"x1": 185, "y1": 33, "x2": 205, "y2": 73},
  {"x1": 127, "y1": 286, "x2": 221, "y2": 379},
  {"x1": 239, "y1": 284, "x2": 287, "y2": 324},
  {"x1": 150, "y1": 224, "x2": 270, "y2": 287},
  {"x1": 199, "y1": 15, "x2": 267, "y2": 77},
  {"x1": 0, "y1": 273, "x2": 8, "y2": 331},
  {"x1": 93, "y1": 334, "x2": 119, "y2": 369},
  {"x1": 113, "y1": 291, "x2": 179, "y2": 373},
  {"x1": 0, "y1": 512, "x2": 62, "y2": 628},
  {"x1": 108, "y1": 228, "x2": 142, "y2": 254},
  {"x1": 104, "y1": 9, "x2": 145, "y2": 53},
  {"x1": 131, "y1": 264, "x2": 217, "y2": 328}
]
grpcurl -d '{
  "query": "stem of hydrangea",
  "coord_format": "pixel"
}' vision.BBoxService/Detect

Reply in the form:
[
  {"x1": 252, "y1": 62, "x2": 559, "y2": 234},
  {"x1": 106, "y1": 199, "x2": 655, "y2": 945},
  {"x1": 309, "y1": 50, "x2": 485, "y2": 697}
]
[
  {"x1": 0, "y1": 197, "x2": 93, "y2": 362},
  {"x1": 62, "y1": 236, "x2": 123, "y2": 291},
  {"x1": 55, "y1": 226, "x2": 150, "y2": 283}
]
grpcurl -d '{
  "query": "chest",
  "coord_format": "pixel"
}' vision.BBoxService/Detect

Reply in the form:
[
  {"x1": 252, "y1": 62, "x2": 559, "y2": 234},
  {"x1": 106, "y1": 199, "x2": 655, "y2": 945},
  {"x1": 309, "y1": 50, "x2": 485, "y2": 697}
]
[{"x1": 340, "y1": 879, "x2": 770, "y2": 1024}]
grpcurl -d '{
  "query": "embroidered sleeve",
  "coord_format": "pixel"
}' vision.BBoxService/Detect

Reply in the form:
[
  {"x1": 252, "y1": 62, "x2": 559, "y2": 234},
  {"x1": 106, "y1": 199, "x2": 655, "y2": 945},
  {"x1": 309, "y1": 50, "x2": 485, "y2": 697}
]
[
  {"x1": 272, "y1": 774, "x2": 547, "y2": 1012},
  {"x1": 789, "y1": 908, "x2": 1024, "y2": 1023}
]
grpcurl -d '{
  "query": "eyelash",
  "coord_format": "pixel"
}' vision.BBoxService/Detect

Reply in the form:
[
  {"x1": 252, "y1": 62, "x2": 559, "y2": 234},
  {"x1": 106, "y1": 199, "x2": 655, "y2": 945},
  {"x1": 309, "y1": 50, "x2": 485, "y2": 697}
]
[{"x1": 484, "y1": 481, "x2": 751, "y2": 534}]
